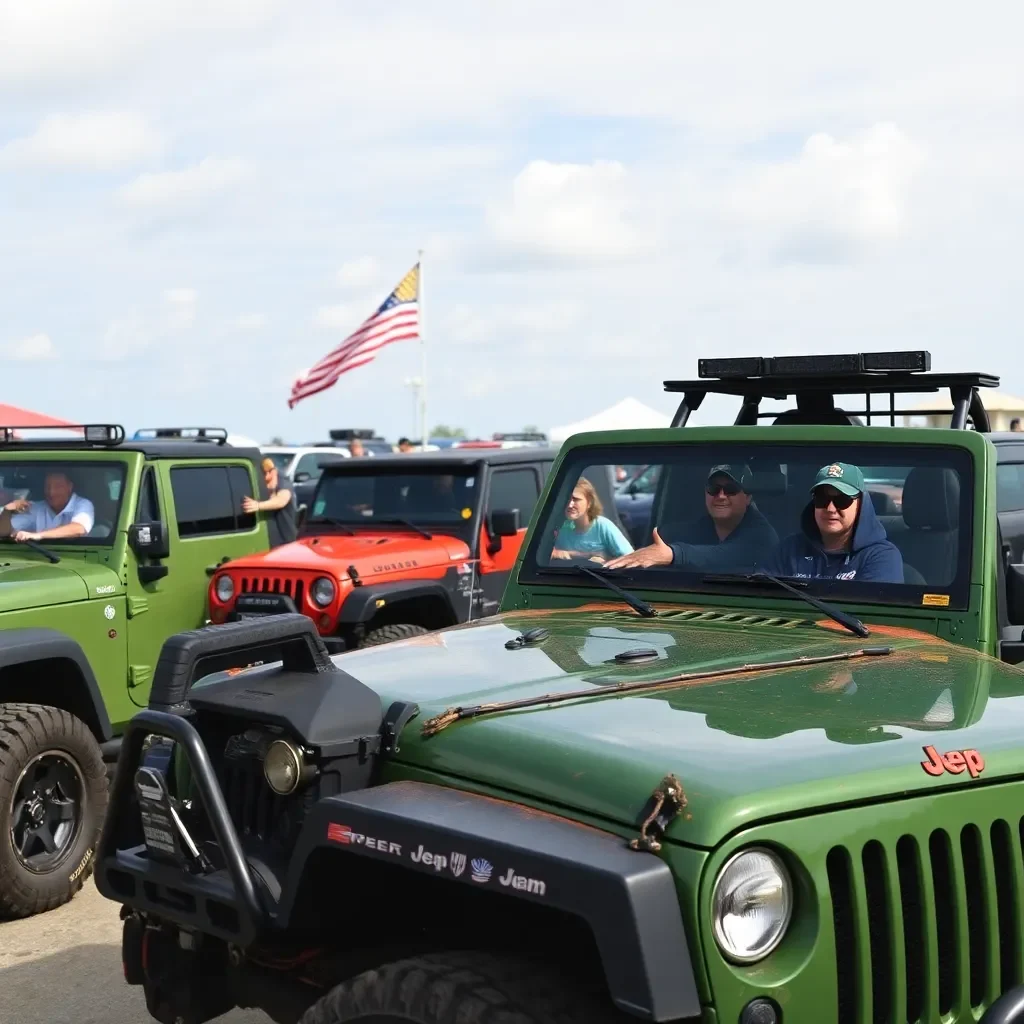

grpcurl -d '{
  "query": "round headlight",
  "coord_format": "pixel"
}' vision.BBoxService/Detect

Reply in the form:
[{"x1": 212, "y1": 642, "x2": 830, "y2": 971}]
[
  {"x1": 311, "y1": 576, "x2": 336, "y2": 607},
  {"x1": 711, "y1": 847, "x2": 792, "y2": 963},
  {"x1": 214, "y1": 575, "x2": 234, "y2": 602},
  {"x1": 264, "y1": 739, "x2": 306, "y2": 795}
]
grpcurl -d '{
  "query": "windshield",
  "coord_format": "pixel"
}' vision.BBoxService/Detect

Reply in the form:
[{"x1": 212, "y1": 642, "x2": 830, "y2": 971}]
[
  {"x1": 521, "y1": 442, "x2": 974, "y2": 609},
  {"x1": 0, "y1": 459, "x2": 127, "y2": 545},
  {"x1": 310, "y1": 466, "x2": 479, "y2": 525}
]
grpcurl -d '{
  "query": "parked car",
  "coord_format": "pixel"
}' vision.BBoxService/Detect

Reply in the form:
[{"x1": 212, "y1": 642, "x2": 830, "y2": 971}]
[
  {"x1": 0, "y1": 424, "x2": 270, "y2": 918},
  {"x1": 205, "y1": 446, "x2": 620, "y2": 648}
]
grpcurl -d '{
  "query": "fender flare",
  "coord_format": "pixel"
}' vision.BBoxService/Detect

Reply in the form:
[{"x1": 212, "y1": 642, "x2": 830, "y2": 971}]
[
  {"x1": 336, "y1": 579, "x2": 457, "y2": 625},
  {"x1": 277, "y1": 781, "x2": 701, "y2": 1022},
  {"x1": 0, "y1": 628, "x2": 112, "y2": 740}
]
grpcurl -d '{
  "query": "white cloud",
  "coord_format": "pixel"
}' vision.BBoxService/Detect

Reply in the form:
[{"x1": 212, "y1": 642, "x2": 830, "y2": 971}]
[
  {"x1": 0, "y1": 112, "x2": 162, "y2": 171},
  {"x1": 3, "y1": 333, "x2": 56, "y2": 361},
  {"x1": 314, "y1": 304, "x2": 356, "y2": 329},
  {"x1": 164, "y1": 288, "x2": 197, "y2": 328},
  {"x1": 234, "y1": 312, "x2": 267, "y2": 330},
  {"x1": 337, "y1": 256, "x2": 380, "y2": 291},
  {"x1": 100, "y1": 317, "x2": 149, "y2": 361},
  {"x1": 486, "y1": 159, "x2": 648, "y2": 264},
  {"x1": 727, "y1": 122, "x2": 927, "y2": 260},
  {"x1": 117, "y1": 157, "x2": 247, "y2": 209},
  {"x1": 1, "y1": 0, "x2": 282, "y2": 86}
]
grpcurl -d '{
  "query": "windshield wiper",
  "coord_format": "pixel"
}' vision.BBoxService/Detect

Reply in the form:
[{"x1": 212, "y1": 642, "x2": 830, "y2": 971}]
[
  {"x1": 0, "y1": 537, "x2": 60, "y2": 563},
  {"x1": 541, "y1": 564, "x2": 657, "y2": 617},
  {"x1": 702, "y1": 571, "x2": 869, "y2": 638},
  {"x1": 372, "y1": 518, "x2": 433, "y2": 541},
  {"x1": 304, "y1": 516, "x2": 355, "y2": 535}
]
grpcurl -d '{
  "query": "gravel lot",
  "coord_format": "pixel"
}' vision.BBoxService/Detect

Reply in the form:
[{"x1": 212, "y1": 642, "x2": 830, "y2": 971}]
[{"x1": 0, "y1": 881, "x2": 269, "y2": 1024}]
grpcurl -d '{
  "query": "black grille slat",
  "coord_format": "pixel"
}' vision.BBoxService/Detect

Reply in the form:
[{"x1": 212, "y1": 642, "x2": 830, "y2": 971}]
[
  {"x1": 862, "y1": 841, "x2": 894, "y2": 1024},
  {"x1": 896, "y1": 836, "x2": 925, "y2": 1023},
  {"x1": 961, "y1": 825, "x2": 988, "y2": 1009},
  {"x1": 929, "y1": 829, "x2": 958, "y2": 1016},
  {"x1": 827, "y1": 847, "x2": 859, "y2": 1024}
]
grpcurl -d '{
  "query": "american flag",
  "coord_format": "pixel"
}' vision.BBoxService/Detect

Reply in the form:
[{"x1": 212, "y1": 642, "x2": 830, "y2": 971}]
[{"x1": 288, "y1": 263, "x2": 420, "y2": 408}]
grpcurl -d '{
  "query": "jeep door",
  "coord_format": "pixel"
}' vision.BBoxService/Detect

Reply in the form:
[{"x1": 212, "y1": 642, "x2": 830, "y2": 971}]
[
  {"x1": 475, "y1": 463, "x2": 542, "y2": 616},
  {"x1": 124, "y1": 460, "x2": 267, "y2": 706}
]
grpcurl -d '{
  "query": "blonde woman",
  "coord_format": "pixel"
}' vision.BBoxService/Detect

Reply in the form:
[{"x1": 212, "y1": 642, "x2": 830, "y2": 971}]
[{"x1": 550, "y1": 477, "x2": 633, "y2": 563}]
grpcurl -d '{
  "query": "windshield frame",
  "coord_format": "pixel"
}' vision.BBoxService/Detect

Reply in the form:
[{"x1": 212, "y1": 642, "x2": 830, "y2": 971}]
[
  {"x1": 518, "y1": 433, "x2": 978, "y2": 612},
  {"x1": 0, "y1": 456, "x2": 129, "y2": 548},
  {"x1": 303, "y1": 461, "x2": 484, "y2": 535}
]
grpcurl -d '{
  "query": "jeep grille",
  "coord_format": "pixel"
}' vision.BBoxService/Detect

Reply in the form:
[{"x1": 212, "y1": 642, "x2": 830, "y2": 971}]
[
  {"x1": 827, "y1": 821, "x2": 1021, "y2": 1023},
  {"x1": 239, "y1": 575, "x2": 305, "y2": 609}
]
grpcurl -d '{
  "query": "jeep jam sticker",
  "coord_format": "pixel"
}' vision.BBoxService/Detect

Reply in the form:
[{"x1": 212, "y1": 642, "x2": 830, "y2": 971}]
[
  {"x1": 329, "y1": 826, "x2": 547, "y2": 896},
  {"x1": 921, "y1": 745, "x2": 985, "y2": 778}
]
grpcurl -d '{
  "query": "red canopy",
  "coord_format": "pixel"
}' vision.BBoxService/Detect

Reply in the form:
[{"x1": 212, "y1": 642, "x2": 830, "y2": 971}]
[{"x1": 0, "y1": 403, "x2": 77, "y2": 429}]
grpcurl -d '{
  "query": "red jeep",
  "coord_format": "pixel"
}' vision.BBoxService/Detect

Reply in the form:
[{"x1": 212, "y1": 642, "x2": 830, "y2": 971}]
[{"x1": 207, "y1": 447, "x2": 620, "y2": 648}]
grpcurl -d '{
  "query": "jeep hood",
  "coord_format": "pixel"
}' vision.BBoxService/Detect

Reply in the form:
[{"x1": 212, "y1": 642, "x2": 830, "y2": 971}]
[
  {"x1": 225, "y1": 531, "x2": 471, "y2": 581},
  {"x1": 332, "y1": 605, "x2": 1024, "y2": 848},
  {"x1": 0, "y1": 553, "x2": 120, "y2": 612}
]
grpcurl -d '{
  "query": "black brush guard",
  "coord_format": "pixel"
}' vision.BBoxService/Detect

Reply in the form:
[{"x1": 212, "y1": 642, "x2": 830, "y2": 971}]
[
  {"x1": 96, "y1": 614, "x2": 339, "y2": 945},
  {"x1": 97, "y1": 707, "x2": 269, "y2": 945}
]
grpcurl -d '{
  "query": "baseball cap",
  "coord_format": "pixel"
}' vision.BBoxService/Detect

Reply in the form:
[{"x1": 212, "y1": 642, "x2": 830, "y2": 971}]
[
  {"x1": 811, "y1": 462, "x2": 865, "y2": 498},
  {"x1": 707, "y1": 464, "x2": 752, "y2": 490}
]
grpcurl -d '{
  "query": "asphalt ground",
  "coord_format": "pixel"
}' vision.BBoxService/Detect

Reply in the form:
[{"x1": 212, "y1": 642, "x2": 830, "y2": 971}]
[{"x1": 0, "y1": 880, "x2": 270, "y2": 1024}]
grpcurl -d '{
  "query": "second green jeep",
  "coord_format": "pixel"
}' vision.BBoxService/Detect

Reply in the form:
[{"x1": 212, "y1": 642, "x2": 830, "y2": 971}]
[
  {"x1": 0, "y1": 424, "x2": 270, "y2": 918},
  {"x1": 95, "y1": 354, "x2": 1024, "y2": 1023}
]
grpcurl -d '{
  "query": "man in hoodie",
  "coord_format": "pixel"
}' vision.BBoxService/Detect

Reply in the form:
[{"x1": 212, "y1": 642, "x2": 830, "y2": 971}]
[
  {"x1": 606, "y1": 464, "x2": 778, "y2": 571},
  {"x1": 765, "y1": 461, "x2": 904, "y2": 583}
]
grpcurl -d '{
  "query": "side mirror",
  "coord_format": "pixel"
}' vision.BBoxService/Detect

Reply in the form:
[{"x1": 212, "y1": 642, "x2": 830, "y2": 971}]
[
  {"x1": 293, "y1": 472, "x2": 311, "y2": 483},
  {"x1": 490, "y1": 508, "x2": 520, "y2": 538},
  {"x1": 128, "y1": 521, "x2": 170, "y2": 560}
]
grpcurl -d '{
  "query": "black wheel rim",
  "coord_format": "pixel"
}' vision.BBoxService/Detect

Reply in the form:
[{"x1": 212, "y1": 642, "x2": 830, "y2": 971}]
[{"x1": 8, "y1": 750, "x2": 84, "y2": 873}]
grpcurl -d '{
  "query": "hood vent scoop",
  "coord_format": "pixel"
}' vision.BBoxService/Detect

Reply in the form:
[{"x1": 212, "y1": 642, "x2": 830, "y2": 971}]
[{"x1": 653, "y1": 609, "x2": 809, "y2": 628}]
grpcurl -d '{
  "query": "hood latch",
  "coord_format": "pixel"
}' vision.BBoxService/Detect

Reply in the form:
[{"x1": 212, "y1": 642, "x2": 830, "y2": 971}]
[{"x1": 629, "y1": 773, "x2": 686, "y2": 853}]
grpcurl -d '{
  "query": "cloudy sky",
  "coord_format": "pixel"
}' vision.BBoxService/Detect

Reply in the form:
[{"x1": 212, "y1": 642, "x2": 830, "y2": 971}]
[{"x1": 2, "y1": 1, "x2": 1021, "y2": 442}]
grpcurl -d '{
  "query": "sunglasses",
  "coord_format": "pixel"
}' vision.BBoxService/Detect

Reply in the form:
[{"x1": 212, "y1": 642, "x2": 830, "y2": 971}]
[
  {"x1": 706, "y1": 482, "x2": 742, "y2": 497},
  {"x1": 813, "y1": 489, "x2": 856, "y2": 510}
]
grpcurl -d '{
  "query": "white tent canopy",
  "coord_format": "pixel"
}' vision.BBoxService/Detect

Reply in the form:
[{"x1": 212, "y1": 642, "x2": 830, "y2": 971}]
[{"x1": 549, "y1": 397, "x2": 670, "y2": 444}]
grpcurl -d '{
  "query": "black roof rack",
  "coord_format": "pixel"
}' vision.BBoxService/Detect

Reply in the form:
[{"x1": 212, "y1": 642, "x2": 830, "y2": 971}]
[
  {"x1": 0, "y1": 424, "x2": 125, "y2": 447},
  {"x1": 132, "y1": 427, "x2": 228, "y2": 444},
  {"x1": 663, "y1": 351, "x2": 1000, "y2": 430}
]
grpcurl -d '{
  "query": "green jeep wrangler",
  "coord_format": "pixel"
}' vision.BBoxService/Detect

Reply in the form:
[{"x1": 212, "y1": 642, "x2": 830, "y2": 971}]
[
  {"x1": 0, "y1": 424, "x2": 270, "y2": 918},
  {"x1": 96, "y1": 353, "x2": 1024, "y2": 1024}
]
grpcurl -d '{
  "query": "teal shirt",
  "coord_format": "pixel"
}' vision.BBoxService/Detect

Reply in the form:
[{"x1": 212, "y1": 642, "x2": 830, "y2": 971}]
[{"x1": 554, "y1": 516, "x2": 633, "y2": 559}]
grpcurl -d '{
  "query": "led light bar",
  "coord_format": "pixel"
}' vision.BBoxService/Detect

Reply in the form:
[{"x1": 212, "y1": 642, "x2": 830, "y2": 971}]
[{"x1": 697, "y1": 351, "x2": 931, "y2": 379}]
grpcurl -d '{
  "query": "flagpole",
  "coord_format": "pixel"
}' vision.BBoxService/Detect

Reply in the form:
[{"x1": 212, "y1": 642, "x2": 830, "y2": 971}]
[{"x1": 418, "y1": 248, "x2": 427, "y2": 449}]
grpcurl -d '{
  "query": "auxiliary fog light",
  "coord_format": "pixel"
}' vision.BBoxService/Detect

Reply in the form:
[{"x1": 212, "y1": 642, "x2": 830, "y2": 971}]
[{"x1": 263, "y1": 739, "x2": 315, "y2": 795}]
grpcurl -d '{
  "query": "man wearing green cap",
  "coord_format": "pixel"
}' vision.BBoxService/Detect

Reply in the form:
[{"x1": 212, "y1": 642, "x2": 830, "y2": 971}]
[
  {"x1": 606, "y1": 464, "x2": 778, "y2": 571},
  {"x1": 765, "y1": 461, "x2": 903, "y2": 583}
]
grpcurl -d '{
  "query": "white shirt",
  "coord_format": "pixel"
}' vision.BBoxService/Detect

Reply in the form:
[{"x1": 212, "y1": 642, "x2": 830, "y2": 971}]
[{"x1": 11, "y1": 492, "x2": 95, "y2": 534}]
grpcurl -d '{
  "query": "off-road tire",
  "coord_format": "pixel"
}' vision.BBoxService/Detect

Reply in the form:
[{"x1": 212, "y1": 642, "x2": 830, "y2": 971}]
[
  {"x1": 361, "y1": 623, "x2": 429, "y2": 647},
  {"x1": 298, "y1": 951, "x2": 626, "y2": 1024},
  {"x1": 0, "y1": 703, "x2": 108, "y2": 919}
]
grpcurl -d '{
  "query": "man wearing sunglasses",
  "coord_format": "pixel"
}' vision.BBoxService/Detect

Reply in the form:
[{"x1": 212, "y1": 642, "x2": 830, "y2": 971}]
[
  {"x1": 606, "y1": 464, "x2": 777, "y2": 571},
  {"x1": 765, "y1": 462, "x2": 903, "y2": 583}
]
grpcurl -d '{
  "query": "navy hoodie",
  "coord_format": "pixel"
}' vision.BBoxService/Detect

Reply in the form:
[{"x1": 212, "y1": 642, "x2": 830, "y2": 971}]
[
  {"x1": 666, "y1": 503, "x2": 779, "y2": 572},
  {"x1": 765, "y1": 494, "x2": 904, "y2": 583}
]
